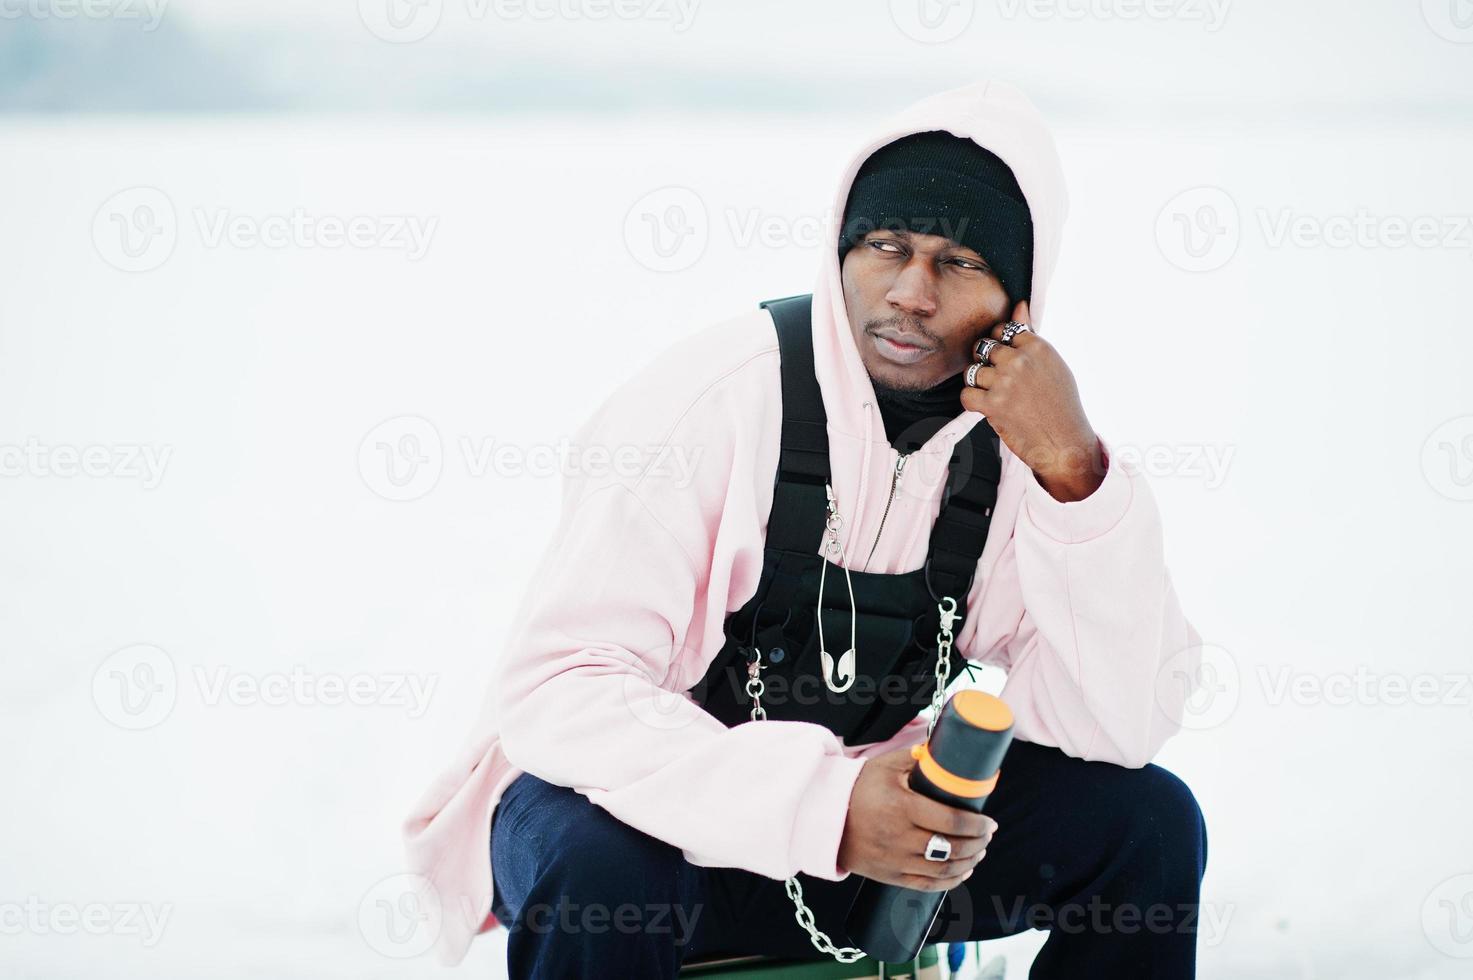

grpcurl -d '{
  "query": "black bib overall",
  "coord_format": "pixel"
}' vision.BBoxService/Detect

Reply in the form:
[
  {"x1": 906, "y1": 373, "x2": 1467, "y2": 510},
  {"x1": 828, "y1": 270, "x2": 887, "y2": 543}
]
[{"x1": 688, "y1": 295, "x2": 1003, "y2": 747}]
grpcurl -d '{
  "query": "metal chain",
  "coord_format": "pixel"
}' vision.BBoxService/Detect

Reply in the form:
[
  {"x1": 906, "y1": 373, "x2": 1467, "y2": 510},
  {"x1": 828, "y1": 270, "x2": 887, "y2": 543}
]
[
  {"x1": 745, "y1": 648, "x2": 767, "y2": 722},
  {"x1": 928, "y1": 595, "x2": 960, "y2": 739},
  {"x1": 739, "y1": 482, "x2": 962, "y2": 966},
  {"x1": 747, "y1": 644, "x2": 864, "y2": 964}
]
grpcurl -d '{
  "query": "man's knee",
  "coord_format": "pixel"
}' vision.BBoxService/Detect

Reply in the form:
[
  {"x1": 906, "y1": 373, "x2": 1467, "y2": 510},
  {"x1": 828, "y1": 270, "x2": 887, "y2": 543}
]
[
  {"x1": 1120, "y1": 763, "x2": 1208, "y2": 878},
  {"x1": 525, "y1": 795, "x2": 699, "y2": 943}
]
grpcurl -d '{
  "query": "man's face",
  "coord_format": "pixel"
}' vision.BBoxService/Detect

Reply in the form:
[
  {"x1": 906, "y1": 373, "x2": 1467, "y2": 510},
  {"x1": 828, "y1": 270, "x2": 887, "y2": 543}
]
[{"x1": 840, "y1": 228, "x2": 1013, "y2": 391}]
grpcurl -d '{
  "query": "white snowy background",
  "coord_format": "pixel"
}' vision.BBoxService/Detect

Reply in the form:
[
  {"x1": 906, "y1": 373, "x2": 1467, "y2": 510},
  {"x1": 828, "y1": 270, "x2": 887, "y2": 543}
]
[{"x1": 2, "y1": 1, "x2": 1471, "y2": 977}]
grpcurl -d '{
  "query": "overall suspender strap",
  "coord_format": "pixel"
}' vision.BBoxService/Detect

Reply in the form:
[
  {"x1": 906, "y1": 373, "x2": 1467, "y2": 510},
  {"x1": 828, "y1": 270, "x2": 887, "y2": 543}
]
[
  {"x1": 760, "y1": 293, "x2": 831, "y2": 557},
  {"x1": 924, "y1": 419, "x2": 1003, "y2": 603}
]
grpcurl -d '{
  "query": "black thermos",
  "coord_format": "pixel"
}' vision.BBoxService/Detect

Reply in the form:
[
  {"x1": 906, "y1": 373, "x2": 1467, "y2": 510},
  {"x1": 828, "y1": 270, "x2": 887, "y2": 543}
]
[{"x1": 844, "y1": 690, "x2": 1015, "y2": 963}]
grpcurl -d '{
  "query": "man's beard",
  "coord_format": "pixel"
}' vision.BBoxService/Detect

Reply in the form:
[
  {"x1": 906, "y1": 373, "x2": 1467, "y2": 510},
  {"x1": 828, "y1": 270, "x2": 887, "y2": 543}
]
[
  {"x1": 873, "y1": 373, "x2": 939, "y2": 394},
  {"x1": 864, "y1": 315, "x2": 954, "y2": 393}
]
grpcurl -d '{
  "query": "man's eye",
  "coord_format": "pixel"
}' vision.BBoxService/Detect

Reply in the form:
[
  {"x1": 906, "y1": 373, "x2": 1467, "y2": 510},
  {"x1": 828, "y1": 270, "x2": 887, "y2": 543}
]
[
  {"x1": 950, "y1": 258, "x2": 990, "y2": 273},
  {"x1": 868, "y1": 240, "x2": 902, "y2": 253}
]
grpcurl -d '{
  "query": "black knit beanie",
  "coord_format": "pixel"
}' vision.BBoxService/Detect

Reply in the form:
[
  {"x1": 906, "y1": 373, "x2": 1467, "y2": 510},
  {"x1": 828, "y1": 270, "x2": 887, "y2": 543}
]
[{"x1": 838, "y1": 130, "x2": 1034, "y2": 303}]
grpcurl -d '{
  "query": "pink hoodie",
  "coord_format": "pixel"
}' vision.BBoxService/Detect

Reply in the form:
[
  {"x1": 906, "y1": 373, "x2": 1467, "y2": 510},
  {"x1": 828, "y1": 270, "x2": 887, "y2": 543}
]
[{"x1": 401, "y1": 78, "x2": 1201, "y2": 967}]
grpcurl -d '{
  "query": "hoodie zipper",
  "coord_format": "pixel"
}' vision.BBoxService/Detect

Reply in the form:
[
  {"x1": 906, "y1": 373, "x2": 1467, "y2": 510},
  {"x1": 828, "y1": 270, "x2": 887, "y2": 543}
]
[{"x1": 862, "y1": 452, "x2": 909, "y2": 573}]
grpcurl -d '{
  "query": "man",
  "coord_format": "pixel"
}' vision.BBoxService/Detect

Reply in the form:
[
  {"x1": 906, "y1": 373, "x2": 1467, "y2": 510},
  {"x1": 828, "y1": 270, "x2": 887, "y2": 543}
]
[{"x1": 402, "y1": 79, "x2": 1207, "y2": 978}]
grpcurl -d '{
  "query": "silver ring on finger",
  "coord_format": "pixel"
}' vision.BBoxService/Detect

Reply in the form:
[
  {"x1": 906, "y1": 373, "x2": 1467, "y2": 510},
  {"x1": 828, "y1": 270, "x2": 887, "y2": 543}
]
[
  {"x1": 924, "y1": 833, "x2": 952, "y2": 863},
  {"x1": 1000, "y1": 321, "x2": 1032, "y2": 345},
  {"x1": 965, "y1": 362, "x2": 984, "y2": 388},
  {"x1": 975, "y1": 338, "x2": 1001, "y2": 366}
]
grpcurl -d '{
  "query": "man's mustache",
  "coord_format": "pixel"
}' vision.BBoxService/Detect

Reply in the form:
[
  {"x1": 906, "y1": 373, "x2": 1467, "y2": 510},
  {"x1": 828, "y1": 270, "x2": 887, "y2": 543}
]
[{"x1": 866, "y1": 315, "x2": 937, "y2": 346}]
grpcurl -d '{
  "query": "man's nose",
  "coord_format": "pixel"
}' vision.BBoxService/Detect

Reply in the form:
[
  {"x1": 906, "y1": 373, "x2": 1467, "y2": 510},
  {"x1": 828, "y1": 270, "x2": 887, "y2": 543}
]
[{"x1": 884, "y1": 259, "x2": 938, "y2": 317}]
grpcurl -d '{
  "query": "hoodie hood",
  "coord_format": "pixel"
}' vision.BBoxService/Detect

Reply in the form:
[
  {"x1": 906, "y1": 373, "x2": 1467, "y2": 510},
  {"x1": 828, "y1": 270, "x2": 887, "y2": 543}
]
[
  {"x1": 806, "y1": 79, "x2": 1070, "y2": 552},
  {"x1": 812, "y1": 79, "x2": 1069, "y2": 440}
]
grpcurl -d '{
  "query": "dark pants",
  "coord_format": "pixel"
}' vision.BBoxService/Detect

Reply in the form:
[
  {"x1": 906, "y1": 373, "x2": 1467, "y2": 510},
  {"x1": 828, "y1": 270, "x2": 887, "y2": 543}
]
[{"x1": 489, "y1": 739, "x2": 1209, "y2": 979}]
